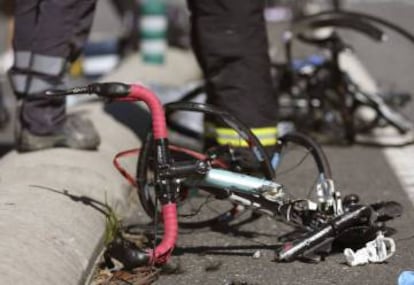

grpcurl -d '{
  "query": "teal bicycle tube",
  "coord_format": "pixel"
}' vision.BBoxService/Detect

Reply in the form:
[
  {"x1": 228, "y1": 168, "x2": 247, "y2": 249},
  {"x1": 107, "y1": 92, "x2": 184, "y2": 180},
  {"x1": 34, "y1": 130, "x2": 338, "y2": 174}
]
[{"x1": 185, "y1": 168, "x2": 284, "y2": 196}]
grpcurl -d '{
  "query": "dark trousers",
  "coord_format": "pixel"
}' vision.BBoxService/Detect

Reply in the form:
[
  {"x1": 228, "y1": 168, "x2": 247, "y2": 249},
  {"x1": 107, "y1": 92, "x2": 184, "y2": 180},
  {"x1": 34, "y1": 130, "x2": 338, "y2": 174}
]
[
  {"x1": 109, "y1": 0, "x2": 140, "y2": 50},
  {"x1": 10, "y1": 0, "x2": 97, "y2": 134},
  {"x1": 187, "y1": 0, "x2": 278, "y2": 129}
]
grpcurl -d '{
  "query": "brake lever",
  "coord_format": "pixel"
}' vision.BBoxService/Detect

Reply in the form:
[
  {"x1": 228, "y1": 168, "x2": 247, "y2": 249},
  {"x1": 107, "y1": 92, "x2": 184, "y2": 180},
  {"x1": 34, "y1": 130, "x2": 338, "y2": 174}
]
[
  {"x1": 45, "y1": 86, "x2": 91, "y2": 97},
  {"x1": 43, "y1": 82, "x2": 131, "y2": 98}
]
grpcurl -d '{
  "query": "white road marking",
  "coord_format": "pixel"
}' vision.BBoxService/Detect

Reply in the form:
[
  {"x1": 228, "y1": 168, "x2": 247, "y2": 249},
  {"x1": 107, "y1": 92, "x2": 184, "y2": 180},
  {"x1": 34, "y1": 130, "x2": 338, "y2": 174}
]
[
  {"x1": 384, "y1": 146, "x2": 414, "y2": 201},
  {"x1": 341, "y1": 51, "x2": 414, "y2": 202}
]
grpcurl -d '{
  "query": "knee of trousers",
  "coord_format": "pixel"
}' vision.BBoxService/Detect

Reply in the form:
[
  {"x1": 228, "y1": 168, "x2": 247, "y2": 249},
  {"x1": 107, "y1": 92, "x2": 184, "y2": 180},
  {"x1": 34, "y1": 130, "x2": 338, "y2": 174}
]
[{"x1": 8, "y1": 52, "x2": 67, "y2": 98}]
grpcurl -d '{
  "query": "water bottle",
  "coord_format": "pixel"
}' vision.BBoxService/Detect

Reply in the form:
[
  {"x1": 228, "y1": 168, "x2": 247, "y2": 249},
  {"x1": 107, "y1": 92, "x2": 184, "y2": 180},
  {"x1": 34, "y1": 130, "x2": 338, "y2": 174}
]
[
  {"x1": 139, "y1": 0, "x2": 168, "y2": 64},
  {"x1": 399, "y1": 271, "x2": 414, "y2": 285}
]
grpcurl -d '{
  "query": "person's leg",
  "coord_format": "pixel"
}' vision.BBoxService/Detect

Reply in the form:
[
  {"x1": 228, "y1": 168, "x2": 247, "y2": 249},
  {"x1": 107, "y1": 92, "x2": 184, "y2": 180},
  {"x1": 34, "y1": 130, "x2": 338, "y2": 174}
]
[
  {"x1": 67, "y1": 0, "x2": 99, "y2": 62},
  {"x1": 22, "y1": 0, "x2": 97, "y2": 135},
  {"x1": 107, "y1": 0, "x2": 139, "y2": 51},
  {"x1": 8, "y1": 0, "x2": 38, "y2": 98},
  {"x1": 188, "y1": 0, "x2": 278, "y2": 150},
  {"x1": 9, "y1": 0, "x2": 100, "y2": 151},
  {"x1": 9, "y1": 0, "x2": 62, "y2": 137}
]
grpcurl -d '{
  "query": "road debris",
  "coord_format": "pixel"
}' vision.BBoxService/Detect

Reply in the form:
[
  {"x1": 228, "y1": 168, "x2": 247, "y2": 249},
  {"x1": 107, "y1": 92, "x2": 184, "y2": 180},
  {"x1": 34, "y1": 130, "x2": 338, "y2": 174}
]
[
  {"x1": 252, "y1": 250, "x2": 262, "y2": 259},
  {"x1": 344, "y1": 232, "x2": 396, "y2": 266},
  {"x1": 91, "y1": 266, "x2": 159, "y2": 285},
  {"x1": 203, "y1": 256, "x2": 222, "y2": 272}
]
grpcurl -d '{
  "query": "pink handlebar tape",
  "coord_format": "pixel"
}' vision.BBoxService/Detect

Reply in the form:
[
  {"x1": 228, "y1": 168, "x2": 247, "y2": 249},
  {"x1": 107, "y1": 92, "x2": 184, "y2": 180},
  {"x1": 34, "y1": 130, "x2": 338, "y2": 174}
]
[
  {"x1": 148, "y1": 203, "x2": 178, "y2": 264},
  {"x1": 120, "y1": 84, "x2": 168, "y2": 140}
]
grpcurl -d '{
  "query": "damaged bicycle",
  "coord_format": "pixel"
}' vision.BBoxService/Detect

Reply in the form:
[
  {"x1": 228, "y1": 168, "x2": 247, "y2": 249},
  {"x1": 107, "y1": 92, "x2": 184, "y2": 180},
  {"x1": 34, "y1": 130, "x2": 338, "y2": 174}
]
[{"x1": 44, "y1": 82, "x2": 403, "y2": 271}]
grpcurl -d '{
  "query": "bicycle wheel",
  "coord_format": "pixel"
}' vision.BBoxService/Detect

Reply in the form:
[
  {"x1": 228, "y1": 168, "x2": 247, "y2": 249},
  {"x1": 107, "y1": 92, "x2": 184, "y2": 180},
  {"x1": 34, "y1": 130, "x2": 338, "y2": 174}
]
[
  {"x1": 166, "y1": 84, "x2": 205, "y2": 141},
  {"x1": 274, "y1": 132, "x2": 333, "y2": 204},
  {"x1": 298, "y1": 63, "x2": 357, "y2": 144}
]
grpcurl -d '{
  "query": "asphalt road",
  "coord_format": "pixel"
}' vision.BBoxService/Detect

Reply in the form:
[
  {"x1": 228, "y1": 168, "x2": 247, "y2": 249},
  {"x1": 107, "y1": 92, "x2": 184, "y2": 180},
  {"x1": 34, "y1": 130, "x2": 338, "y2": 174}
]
[{"x1": 154, "y1": 2, "x2": 414, "y2": 285}]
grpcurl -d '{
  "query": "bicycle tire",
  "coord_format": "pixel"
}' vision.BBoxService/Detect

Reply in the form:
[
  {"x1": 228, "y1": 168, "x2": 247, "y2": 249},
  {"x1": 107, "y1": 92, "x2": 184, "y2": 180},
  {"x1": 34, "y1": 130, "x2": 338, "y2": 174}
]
[
  {"x1": 278, "y1": 132, "x2": 332, "y2": 179},
  {"x1": 165, "y1": 84, "x2": 205, "y2": 141},
  {"x1": 273, "y1": 132, "x2": 334, "y2": 211}
]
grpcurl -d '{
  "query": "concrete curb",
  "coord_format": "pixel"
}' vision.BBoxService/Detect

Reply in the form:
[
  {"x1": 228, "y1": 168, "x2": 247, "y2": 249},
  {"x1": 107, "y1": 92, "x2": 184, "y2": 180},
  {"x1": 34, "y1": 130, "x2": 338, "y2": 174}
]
[{"x1": 0, "y1": 103, "x2": 142, "y2": 285}]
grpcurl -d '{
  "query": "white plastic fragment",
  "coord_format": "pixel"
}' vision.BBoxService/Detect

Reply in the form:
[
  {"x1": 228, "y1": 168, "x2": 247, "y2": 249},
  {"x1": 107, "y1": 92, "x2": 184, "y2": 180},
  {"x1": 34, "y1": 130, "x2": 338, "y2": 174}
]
[
  {"x1": 252, "y1": 250, "x2": 262, "y2": 259},
  {"x1": 343, "y1": 232, "x2": 396, "y2": 267}
]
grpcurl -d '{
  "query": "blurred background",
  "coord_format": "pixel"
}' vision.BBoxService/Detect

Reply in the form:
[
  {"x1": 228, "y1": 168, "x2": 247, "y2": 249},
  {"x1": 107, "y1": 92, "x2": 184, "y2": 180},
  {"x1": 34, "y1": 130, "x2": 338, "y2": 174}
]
[{"x1": 1, "y1": 0, "x2": 414, "y2": 151}]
